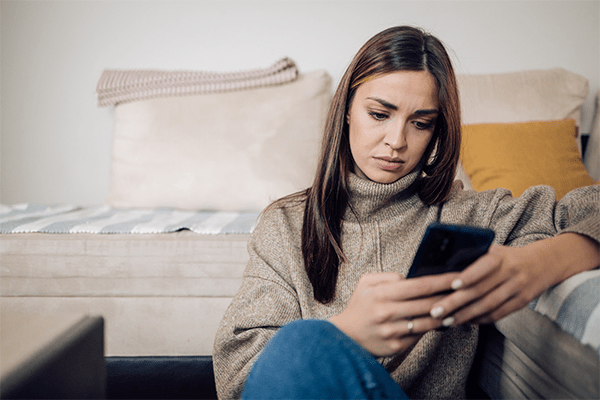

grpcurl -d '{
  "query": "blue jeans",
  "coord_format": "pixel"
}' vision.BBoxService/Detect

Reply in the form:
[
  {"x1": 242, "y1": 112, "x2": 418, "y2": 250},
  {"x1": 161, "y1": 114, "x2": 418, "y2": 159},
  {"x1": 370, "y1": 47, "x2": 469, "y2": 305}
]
[{"x1": 242, "y1": 319, "x2": 409, "y2": 399}]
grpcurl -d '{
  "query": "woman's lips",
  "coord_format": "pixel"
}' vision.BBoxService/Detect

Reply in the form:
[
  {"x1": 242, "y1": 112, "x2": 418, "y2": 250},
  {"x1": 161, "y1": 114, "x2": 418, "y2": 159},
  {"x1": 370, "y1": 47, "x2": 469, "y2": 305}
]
[{"x1": 374, "y1": 156, "x2": 404, "y2": 170}]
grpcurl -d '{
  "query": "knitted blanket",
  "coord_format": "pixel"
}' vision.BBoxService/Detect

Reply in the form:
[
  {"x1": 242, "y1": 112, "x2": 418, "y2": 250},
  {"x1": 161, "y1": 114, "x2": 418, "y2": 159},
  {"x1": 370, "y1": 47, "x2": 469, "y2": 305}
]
[
  {"x1": 529, "y1": 269, "x2": 600, "y2": 355},
  {"x1": 96, "y1": 57, "x2": 298, "y2": 107},
  {"x1": 0, "y1": 204, "x2": 259, "y2": 234}
]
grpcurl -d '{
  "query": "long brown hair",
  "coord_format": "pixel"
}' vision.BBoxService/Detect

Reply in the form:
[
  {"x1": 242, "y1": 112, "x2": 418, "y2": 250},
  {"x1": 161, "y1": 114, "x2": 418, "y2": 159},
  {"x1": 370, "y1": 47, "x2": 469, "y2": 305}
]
[{"x1": 282, "y1": 26, "x2": 461, "y2": 304}]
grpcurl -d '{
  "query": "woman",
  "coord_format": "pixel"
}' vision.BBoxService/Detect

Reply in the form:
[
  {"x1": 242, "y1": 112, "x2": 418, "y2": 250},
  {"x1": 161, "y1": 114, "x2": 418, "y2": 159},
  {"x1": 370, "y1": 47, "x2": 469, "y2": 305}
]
[{"x1": 213, "y1": 26, "x2": 599, "y2": 399}]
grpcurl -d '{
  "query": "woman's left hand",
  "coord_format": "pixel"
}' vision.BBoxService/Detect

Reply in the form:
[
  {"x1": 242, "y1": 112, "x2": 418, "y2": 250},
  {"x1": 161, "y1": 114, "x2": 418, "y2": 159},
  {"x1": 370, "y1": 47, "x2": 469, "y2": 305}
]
[{"x1": 428, "y1": 233, "x2": 600, "y2": 326}]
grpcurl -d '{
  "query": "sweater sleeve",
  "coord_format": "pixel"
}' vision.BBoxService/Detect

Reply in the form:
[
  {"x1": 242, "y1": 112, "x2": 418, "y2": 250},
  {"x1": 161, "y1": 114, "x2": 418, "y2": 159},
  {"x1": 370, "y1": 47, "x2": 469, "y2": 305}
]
[
  {"x1": 212, "y1": 206, "x2": 303, "y2": 400},
  {"x1": 486, "y1": 184, "x2": 600, "y2": 247},
  {"x1": 553, "y1": 184, "x2": 600, "y2": 241}
]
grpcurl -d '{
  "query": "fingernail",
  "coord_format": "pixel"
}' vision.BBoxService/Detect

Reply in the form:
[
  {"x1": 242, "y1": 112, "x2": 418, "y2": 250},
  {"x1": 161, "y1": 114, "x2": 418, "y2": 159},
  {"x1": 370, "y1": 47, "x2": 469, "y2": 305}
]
[
  {"x1": 442, "y1": 316, "x2": 455, "y2": 327},
  {"x1": 430, "y1": 306, "x2": 445, "y2": 318},
  {"x1": 451, "y1": 279, "x2": 463, "y2": 290}
]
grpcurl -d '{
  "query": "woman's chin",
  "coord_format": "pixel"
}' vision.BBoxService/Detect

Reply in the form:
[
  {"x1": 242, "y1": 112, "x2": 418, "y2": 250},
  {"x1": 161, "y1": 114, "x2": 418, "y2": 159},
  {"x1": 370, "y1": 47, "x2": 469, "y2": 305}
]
[{"x1": 361, "y1": 170, "x2": 407, "y2": 184}]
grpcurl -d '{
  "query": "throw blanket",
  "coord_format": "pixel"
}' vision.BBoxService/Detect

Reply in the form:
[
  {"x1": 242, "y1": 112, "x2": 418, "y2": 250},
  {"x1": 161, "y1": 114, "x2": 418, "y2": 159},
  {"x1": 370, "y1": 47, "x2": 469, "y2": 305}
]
[
  {"x1": 530, "y1": 270, "x2": 600, "y2": 355},
  {"x1": 0, "y1": 204, "x2": 259, "y2": 234},
  {"x1": 96, "y1": 57, "x2": 298, "y2": 107}
]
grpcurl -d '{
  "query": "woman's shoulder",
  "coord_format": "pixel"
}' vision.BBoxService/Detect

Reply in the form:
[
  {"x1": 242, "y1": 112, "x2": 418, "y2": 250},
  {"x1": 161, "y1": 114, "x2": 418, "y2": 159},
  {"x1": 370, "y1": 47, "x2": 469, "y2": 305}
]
[
  {"x1": 253, "y1": 191, "x2": 307, "y2": 237},
  {"x1": 246, "y1": 191, "x2": 307, "y2": 271},
  {"x1": 445, "y1": 180, "x2": 513, "y2": 204},
  {"x1": 447, "y1": 180, "x2": 593, "y2": 205},
  {"x1": 442, "y1": 180, "x2": 594, "y2": 224},
  {"x1": 440, "y1": 180, "x2": 518, "y2": 225}
]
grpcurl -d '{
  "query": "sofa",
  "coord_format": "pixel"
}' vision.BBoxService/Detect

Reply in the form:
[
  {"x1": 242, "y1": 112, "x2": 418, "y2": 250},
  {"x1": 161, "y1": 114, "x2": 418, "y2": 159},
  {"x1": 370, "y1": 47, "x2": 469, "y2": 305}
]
[{"x1": 1, "y1": 59, "x2": 598, "y2": 399}]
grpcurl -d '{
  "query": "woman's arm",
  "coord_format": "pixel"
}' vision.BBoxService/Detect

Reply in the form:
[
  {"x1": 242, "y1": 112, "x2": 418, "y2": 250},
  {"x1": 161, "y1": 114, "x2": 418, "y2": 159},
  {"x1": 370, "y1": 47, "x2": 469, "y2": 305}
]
[
  {"x1": 428, "y1": 183, "x2": 600, "y2": 326},
  {"x1": 213, "y1": 208, "x2": 303, "y2": 400},
  {"x1": 213, "y1": 274, "x2": 301, "y2": 399},
  {"x1": 428, "y1": 232, "x2": 600, "y2": 326}
]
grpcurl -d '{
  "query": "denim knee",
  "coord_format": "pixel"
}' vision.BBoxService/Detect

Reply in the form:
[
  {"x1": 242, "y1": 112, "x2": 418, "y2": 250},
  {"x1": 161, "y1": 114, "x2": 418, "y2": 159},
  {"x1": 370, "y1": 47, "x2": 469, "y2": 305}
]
[{"x1": 242, "y1": 319, "x2": 408, "y2": 399}]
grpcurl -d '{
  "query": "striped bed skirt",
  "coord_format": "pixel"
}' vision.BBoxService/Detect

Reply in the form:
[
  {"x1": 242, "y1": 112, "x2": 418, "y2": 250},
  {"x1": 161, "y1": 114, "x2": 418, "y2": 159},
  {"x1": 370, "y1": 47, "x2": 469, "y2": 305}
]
[{"x1": 0, "y1": 204, "x2": 260, "y2": 235}]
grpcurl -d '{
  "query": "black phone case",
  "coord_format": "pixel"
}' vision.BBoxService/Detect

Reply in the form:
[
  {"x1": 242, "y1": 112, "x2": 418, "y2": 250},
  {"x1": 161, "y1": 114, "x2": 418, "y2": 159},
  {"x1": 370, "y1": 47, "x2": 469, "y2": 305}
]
[{"x1": 407, "y1": 223, "x2": 495, "y2": 278}]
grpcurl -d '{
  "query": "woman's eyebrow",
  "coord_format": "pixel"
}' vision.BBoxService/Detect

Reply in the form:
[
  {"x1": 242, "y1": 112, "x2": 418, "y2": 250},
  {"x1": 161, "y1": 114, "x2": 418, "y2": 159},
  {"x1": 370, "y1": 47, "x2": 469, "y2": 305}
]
[
  {"x1": 367, "y1": 97, "x2": 439, "y2": 116},
  {"x1": 367, "y1": 97, "x2": 398, "y2": 110},
  {"x1": 414, "y1": 109, "x2": 439, "y2": 116}
]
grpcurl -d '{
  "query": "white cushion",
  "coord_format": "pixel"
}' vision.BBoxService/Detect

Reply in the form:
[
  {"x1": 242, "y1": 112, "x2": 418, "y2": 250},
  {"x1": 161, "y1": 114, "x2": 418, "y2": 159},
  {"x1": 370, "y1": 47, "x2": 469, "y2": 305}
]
[
  {"x1": 106, "y1": 70, "x2": 332, "y2": 211},
  {"x1": 458, "y1": 68, "x2": 588, "y2": 126},
  {"x1": 456, "y1": 68, "x2": 589, "y2": 190}
]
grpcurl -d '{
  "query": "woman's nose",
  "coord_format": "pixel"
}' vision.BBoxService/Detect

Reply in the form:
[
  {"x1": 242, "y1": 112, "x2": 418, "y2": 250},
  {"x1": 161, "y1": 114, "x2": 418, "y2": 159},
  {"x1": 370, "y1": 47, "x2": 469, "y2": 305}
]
[{"x1": 384, "y1": 122, "x2": 407, "y2": 150}]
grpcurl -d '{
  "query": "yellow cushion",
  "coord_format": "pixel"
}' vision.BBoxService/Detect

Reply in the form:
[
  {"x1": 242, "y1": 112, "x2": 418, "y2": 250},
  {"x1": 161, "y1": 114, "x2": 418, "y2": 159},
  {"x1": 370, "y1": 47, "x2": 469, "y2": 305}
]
[{"x1": 460, "y1": 119, "x2": 597, "y2": 199}]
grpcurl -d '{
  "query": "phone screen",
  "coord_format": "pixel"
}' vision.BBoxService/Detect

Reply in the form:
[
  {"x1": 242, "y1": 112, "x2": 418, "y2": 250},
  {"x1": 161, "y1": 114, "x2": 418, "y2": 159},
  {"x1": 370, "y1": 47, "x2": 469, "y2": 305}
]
[{"x1": 407, "y1": 223, "x2": 495, "y2": 278}]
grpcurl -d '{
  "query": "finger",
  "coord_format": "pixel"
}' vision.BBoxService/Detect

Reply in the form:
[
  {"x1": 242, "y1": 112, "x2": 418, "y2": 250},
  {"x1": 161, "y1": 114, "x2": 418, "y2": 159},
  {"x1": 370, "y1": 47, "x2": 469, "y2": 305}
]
[
  {"x1": 470, "y1": 291, "x2": 533, "y2": 325},
  {"x1": 370, "y1": 294, "x2": 446, "y2": 325},
  {"x1": 471, "y1": 300, "x2": 520, "y2": 324},
  {"x1": 396, "y1": 295, "x2": 448, "y2": 320},
  {"x1": 447, "y1": 278, "x2": 520, "y2": 325},
  {"x1": 375, "y1": 277, "x2": 451, "y2": 304},
  {"x1": 428, "y1": 250, "x2": 508, "y2": 319},
  {"x1": 404, "y1": 316, "x2": 444, "y2": 335},
  {"x1": 453, "y1": 246, "x2": 502, "y2": 289},
  {"x1": 428, "y1": 270, "x2": 509, "y2": 321},
  {"x1": 386, "y1": 273, "x2": 459, "y2": 301},
  {"x1": 379, "y1": 315, "x2": 443, "y2": 340}
]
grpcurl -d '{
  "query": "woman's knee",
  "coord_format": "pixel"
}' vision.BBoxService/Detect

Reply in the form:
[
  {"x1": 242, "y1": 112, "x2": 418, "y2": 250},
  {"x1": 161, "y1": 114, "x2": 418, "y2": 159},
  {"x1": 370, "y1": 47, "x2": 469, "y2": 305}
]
[
  {"x1": 258, "y1": 319, "x2": 337, "y2": 363},
  {"x1": 243, "y1": 319, "x2": 408, "y2": 399},
  {"x1": 249, "y1": 319, "x2": 381, "y2": 385}
]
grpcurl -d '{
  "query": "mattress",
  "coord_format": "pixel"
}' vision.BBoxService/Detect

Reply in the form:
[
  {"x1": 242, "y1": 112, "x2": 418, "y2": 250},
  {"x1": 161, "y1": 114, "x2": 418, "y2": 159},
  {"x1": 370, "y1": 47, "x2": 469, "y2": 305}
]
[{"x1": 1, "y1": 231, "x2": 250, "y2": 356}]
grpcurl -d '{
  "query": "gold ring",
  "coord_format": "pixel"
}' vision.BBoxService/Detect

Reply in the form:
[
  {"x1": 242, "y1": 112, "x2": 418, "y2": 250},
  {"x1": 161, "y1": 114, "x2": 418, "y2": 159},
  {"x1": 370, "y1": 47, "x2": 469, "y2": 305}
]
[{"x1": 407, "y1": 320, "x2": 414, "y2": 335}]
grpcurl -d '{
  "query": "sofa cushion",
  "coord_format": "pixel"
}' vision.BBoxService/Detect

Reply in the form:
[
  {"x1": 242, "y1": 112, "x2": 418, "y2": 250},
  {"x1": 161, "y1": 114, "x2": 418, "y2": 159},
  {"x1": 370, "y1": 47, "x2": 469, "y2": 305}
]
[
  {"x1": 105, "y1": 70, "x2": 331, "y2": 211},
  {"x1": 457, "y1": 68, "x2": 588, "y2": 127},
  {"x1": 456, "y1": 68, "x2": 589, "y2": 190},
  {"x1": 460, "y1": 119, "x2": 597, "y2": 198}
]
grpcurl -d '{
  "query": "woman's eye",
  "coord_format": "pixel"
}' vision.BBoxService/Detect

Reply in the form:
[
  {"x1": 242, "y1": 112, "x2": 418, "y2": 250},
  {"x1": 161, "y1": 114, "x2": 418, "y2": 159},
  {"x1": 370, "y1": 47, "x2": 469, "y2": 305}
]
[
  {"x1": 414, "y1": 121, "x2": 434, "y2": 130},
  {"x1": 368, "y1": 111, "x2": 388, "y2": 121}
]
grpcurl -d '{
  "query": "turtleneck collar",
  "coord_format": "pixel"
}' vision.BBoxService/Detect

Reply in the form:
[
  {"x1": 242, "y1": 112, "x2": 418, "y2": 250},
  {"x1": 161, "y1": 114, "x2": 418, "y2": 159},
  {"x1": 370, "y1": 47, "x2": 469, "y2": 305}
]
[{"x1": 345, "y1": 168, "x2": 423, "y2": 222}]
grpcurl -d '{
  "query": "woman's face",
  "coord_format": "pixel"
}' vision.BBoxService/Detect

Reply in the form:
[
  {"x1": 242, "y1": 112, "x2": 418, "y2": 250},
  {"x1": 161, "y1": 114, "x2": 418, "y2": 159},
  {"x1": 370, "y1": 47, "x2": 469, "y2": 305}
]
[{"x1": 347, "y1": 70, "x2": 439, "y2": 184}]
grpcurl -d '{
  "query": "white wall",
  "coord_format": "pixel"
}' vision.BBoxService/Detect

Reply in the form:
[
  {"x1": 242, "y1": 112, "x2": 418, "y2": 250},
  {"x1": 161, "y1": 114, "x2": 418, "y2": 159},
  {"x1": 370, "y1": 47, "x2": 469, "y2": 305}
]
[{"x1": 1, "y1": 0, "x2": 598, "y2": 205}]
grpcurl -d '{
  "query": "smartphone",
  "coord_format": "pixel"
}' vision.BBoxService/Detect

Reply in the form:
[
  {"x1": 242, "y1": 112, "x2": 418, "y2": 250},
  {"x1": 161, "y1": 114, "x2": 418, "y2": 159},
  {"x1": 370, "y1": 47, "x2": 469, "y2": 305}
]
[{"x1": 407, "y1": 223, "x2": 495, "y2": 279}]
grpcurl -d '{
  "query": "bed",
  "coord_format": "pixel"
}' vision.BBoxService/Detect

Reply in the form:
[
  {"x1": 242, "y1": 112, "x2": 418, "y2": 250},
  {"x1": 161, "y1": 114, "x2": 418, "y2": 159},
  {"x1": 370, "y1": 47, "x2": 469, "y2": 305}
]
[{"x1": 1, "y1": 60, "x2": 598, "y2": 399}]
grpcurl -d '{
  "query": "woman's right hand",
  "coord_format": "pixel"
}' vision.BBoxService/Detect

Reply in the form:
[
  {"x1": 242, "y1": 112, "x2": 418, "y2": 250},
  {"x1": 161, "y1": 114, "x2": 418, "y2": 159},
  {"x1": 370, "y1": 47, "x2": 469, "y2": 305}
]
[{"x1": 328, "y1": 272, "x2": 456, "y2": 357}]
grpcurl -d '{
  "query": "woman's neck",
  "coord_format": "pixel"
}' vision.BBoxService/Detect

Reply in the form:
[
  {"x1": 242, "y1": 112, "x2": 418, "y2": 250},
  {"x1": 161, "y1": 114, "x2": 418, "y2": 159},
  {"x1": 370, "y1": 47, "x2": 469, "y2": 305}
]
[{"x1": 345, "y1": 168, "x2": 422, "y2": 222}]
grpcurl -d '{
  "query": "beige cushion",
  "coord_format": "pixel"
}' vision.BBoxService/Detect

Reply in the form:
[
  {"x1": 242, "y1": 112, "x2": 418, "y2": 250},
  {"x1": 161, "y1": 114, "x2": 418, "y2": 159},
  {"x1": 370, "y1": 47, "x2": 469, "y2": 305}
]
[
  {"x1": 458, "y1": 68, "x2": 588, "y2": 126},
  {"x1": 106, "y1": 70, "x2": 331, "y2": 211},
  {"x1": 456, "y1": 68, "x2": 589, "y2": 190}
]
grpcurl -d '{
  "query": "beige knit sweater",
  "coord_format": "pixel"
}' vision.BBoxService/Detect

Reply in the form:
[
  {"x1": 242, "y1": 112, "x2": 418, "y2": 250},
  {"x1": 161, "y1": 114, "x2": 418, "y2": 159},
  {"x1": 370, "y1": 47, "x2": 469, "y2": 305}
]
[{"x1": 213, "y1": 169, "x2": 599, "y2": 399}]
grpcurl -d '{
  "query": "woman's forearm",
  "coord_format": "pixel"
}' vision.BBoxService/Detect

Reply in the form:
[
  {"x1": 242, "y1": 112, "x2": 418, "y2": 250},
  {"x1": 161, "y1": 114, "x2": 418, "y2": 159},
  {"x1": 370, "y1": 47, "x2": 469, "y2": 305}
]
[
  {"x1": 532, "y1": 232, "x2": 600, "y2": 285},
  {"x1": 427, "y1": 232, "x2": 600, "y2": 326}
]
